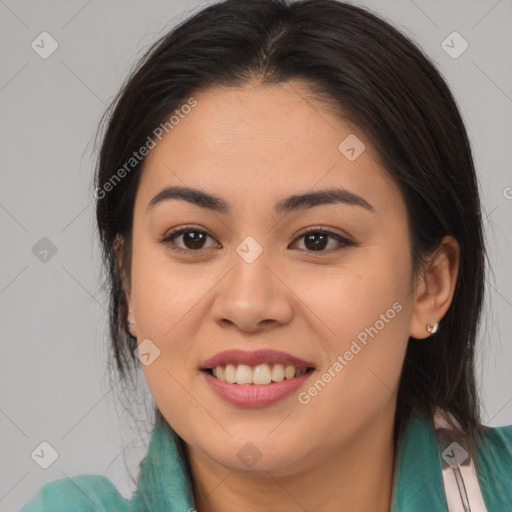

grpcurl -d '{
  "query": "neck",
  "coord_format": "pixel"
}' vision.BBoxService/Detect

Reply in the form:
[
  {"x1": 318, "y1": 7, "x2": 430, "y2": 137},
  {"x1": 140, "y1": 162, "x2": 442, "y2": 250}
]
[{"x1": 186, "y1": 405, "x2": 397, "y2": 512}]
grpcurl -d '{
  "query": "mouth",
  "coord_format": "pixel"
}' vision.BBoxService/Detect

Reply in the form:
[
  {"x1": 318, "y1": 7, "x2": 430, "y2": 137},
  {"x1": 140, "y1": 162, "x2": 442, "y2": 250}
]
[
  {"x1": 200, "y1": 349, "x2": 317, "y2": 406},
  {"x1": 202, "y1": 363, "x2": 316, "y2": 385},
  {"x1": 200, "y1": 349, "x2": 317, "y2": 386}
]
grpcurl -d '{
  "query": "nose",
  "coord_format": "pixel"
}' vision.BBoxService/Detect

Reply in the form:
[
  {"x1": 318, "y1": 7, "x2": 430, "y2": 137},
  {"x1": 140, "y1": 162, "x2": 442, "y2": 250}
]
[{"x1": 210, "y1": 247, "x2": 294, "y2": 333}]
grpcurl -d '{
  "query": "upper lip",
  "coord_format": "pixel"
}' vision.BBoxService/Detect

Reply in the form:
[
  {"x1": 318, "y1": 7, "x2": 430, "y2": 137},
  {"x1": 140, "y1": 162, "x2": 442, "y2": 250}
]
[{"x1": 201, "y1": 349, "x2": 316, "y2": 369}]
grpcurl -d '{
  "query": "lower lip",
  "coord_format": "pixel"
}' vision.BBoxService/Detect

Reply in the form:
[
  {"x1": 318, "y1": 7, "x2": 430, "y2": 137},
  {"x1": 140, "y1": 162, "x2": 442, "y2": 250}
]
[{"x1": 202, "y1": 370, "x2": 314, "y2": 407}]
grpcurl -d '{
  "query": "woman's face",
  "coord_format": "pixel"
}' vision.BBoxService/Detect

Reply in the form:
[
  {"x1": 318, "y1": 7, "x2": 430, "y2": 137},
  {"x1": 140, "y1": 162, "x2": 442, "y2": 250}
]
[{"x1": 125, "y1": 79, "x2": 421, "y2": 475}]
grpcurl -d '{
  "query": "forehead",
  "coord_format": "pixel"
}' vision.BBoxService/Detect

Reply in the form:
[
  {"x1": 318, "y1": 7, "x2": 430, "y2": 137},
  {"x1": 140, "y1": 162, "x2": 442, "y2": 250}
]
[{"x1": 136, "y1": 80, "x2": 401, "y2": 216}]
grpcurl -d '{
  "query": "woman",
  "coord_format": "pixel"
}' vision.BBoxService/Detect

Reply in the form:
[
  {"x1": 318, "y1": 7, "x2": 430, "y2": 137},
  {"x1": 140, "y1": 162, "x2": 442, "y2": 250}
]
[{"x1": 21, "y1": 0, "x2": 512, "y2": 510}]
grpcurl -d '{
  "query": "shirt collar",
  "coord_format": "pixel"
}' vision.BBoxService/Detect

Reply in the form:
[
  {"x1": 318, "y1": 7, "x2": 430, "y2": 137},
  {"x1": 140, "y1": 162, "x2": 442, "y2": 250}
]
[
  {"x1": 391, "y1": 411, "x2": 448, "y2": 511},
  {"x1": 134, "y1": 411, "x2": 447, "y2": 511},
  {"x1": 133, "y1": 416, "x2": 195, "y2": 511}
]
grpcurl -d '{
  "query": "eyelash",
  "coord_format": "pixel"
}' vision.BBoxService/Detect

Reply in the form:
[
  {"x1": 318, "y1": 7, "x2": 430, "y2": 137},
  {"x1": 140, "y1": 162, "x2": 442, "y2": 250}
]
[{"x1": 158, "y1": 225, "x2": 355, "y2": 255}]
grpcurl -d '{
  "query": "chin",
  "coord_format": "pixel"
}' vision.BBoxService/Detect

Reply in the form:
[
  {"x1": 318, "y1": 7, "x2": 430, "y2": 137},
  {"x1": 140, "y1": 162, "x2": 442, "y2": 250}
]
[{"x1": 198, "y1": 433, "x2": 311, "y2": 475}]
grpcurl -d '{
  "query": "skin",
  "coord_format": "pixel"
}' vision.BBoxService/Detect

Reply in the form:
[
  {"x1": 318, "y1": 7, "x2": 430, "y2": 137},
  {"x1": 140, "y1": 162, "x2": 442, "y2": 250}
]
[{"x1": 119, "y1": 79, "x2": 460, "y2": 512}]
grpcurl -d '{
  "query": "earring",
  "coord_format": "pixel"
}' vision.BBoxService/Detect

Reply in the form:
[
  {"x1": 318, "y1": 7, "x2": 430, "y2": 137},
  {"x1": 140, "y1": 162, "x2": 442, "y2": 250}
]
[
  {"x1": 426, "y1": 322, "x2": 439, "y2": 334},
  {"x1": 127, "y1": 310, "x2": 134, "y2": 329}
]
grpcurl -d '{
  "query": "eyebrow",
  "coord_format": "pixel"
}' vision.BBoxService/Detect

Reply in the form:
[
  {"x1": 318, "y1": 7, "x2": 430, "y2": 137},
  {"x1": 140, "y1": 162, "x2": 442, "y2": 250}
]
[{"x1": 146, "y1": 185, "x2": 375, "y2": 215}]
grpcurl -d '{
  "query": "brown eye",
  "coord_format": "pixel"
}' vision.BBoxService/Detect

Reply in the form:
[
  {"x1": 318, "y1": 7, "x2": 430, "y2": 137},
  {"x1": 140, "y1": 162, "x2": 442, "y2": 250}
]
[
  {"x1": 303, "y1": 232, "x2": 329, "y2": 251},
  {"x1": 291, "y1": 228, "x2": 354, "y2": 253},
  {"x1": 160, "y1": 227, "x2": 219, "y2": 253},
  {"x1": 179, "y1": 230, "x2": 207, "y2": 250}
]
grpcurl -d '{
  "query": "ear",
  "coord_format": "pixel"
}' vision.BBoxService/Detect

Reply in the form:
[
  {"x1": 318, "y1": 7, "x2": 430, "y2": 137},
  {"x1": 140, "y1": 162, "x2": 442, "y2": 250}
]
[{"x1": 409, "y1": 235, "x2": 460, "y2": 340}]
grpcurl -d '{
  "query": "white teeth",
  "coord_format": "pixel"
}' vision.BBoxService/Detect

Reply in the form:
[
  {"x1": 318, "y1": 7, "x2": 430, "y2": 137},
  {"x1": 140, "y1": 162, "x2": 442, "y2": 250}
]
[
  {"x1": 235, "y1": 364, "x2": 253, "y2": 385},
  {"x1": 284, "y1": 365, "x2": 295, "y2": 380},
  {"x1": 271, "y1": 363, "x2": 284, "y2": 382},
  {"x1": 224, "y1": 363, "x2": 236, "y2": 383},
  {"x1": 210, "y1": 363, "x2": 310, "y2": 384},
  {"x1": 253, "y1": 363, "x2": 272, "y2": 385}
]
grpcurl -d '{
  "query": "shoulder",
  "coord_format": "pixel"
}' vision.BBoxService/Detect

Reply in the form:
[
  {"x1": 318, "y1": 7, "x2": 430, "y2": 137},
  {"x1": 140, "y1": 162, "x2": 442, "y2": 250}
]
[
  {"x1": 20, "y1": 474, "x2": 137, "y2": 512},
  {"x1": 477, "y1": 422, "x2": 512, "y2": 462},
  {"x1": 475, "y1": 423, "x2": 512, "y2": 504}
]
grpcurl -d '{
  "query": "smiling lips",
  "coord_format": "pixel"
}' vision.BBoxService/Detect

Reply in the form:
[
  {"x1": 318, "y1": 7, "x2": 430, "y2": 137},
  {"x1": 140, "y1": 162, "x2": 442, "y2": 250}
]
[{"x1": 201, "y1": 349, "x2": 316, "y2": 407}]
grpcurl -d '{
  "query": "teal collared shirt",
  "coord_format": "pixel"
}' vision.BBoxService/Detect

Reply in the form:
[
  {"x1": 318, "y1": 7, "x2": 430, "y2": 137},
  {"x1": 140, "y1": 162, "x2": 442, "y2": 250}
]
[{"x1": 21, "y1": 412, "x2": 512, "y2": 511}]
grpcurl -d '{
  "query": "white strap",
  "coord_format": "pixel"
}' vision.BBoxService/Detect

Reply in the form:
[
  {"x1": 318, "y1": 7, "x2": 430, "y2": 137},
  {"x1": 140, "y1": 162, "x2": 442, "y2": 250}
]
[{"x1": 433, "y1": 408, "x2": 489, "y2": 512}]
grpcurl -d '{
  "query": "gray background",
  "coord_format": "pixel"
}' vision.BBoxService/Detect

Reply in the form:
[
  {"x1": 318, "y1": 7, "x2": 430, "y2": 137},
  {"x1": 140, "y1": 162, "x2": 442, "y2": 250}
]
[{"x1": 1, "y1": 0, "x2": 511, "y2": 509}]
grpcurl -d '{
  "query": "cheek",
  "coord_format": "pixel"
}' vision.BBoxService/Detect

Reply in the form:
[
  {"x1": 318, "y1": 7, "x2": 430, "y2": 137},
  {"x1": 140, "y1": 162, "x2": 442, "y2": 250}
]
[
  {"x1": 128, "y1": 239, "x2": 210, "y2": 409},
  {"x1": 291, "y1": 250, "x2": 411, "y2": 346},
  {"x1": 291, "y1": 250, "x2": 412, "y2": 404},
  {"x1": 130, "y1": 241, "x2": 207, "y2": 432},
  {"x1": 130, "y1": 236, "x2": 205, "y2": 335}
]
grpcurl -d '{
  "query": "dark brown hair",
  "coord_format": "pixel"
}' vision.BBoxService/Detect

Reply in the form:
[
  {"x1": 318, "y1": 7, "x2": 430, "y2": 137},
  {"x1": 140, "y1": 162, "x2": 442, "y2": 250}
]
[{"x1": 94, "y1": 0, "x2": 489, "y2": 467}]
